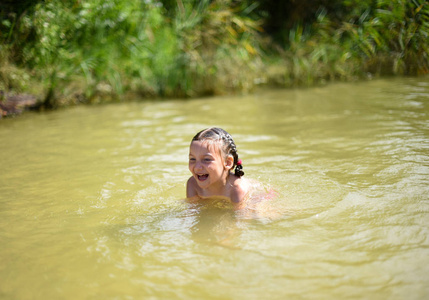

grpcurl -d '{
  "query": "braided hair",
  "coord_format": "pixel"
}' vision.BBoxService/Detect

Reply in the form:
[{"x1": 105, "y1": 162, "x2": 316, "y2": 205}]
[{"x1": 192, "y1": 127, "x2": 245, "y2": 177}]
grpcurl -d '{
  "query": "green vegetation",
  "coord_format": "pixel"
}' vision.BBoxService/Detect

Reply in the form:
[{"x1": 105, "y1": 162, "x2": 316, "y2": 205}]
[{"x1": 0, "y1": 0, "x2": 428, "y2": 108}]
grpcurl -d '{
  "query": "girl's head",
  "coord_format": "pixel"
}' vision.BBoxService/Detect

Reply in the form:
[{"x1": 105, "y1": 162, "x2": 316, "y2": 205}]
[{"x1": 191, "y1": 127, "x2": 244, "y2": 177}]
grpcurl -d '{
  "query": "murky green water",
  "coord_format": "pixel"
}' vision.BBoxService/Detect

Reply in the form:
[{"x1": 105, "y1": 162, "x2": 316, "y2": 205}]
[{"x1": 1, "y1": 77, "x2": 428, "y2": 299}]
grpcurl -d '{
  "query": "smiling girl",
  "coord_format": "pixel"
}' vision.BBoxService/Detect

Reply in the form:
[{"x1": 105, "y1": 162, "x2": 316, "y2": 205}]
[{"x1": 186, "y1": 127, "x2": 251, "y2": 207}]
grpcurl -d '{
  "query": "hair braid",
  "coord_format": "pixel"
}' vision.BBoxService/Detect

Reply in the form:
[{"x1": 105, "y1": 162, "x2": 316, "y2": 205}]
[{"x1": 222, "y1": 133, "x2": 244, "y2": 177}]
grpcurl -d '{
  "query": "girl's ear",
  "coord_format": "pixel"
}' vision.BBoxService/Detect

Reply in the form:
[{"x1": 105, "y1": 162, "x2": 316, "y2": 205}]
[{"x1": 224, "y1": 155, "x2": 234, "y2": 170}]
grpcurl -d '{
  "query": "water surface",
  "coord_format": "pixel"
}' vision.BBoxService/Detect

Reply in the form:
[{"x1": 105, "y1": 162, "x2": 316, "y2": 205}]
[{"x1": 1, "y1": 77, "x2": 428, "y2": 299}]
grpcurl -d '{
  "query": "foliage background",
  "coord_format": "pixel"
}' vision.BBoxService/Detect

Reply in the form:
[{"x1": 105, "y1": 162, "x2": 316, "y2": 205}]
[{"x1": 0, "y1": 0, "x2": 428, "y2": 107}]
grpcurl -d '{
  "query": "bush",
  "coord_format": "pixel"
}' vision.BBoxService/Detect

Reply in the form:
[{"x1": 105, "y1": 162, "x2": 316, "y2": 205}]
[
  {"x1": 0, "y1": 0, "x2": 428, "y2": 107},
  {"x1": 1, "y1": 0, "x2": 265, "y2": 105}
]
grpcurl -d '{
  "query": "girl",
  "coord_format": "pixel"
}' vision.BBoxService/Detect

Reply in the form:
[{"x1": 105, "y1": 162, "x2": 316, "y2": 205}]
[{"x1": 186, "y1": 127, "x2": 251, "y2": 207}]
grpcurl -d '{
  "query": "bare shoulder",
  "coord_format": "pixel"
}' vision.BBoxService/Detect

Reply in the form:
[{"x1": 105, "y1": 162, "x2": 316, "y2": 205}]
[
  {"x1": 186, "y1": 176, "x2": 199, "y2": 198},
  {"x1": 229, "y1": 176, "x2": 251, "y2": 204}
]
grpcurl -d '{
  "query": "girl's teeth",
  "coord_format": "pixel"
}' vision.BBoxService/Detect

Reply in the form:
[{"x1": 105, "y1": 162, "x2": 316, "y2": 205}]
[{"x1": 198, "y1": 174, "x2": 208, "y2": 180}]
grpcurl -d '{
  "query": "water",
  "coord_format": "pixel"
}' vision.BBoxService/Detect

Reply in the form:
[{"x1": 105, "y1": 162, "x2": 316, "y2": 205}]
[{"x1": 1, "y1": 77, "x2": 428, "y2": 299}]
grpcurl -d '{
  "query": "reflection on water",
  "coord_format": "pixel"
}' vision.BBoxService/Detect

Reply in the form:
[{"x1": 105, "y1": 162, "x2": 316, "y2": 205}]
[{"x1": 0, "y1": 77, "x2": 428, "y2": 299}]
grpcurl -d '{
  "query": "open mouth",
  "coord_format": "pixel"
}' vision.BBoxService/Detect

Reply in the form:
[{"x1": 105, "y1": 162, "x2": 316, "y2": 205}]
[{"x1": 197, "y1": 174, "x2": 209, "y2": 181}]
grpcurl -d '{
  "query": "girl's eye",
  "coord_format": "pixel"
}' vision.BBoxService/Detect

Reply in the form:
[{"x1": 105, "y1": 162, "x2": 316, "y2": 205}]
[
  {"x1": 189, "y1": 158, "x2": 196, "y2": 162},
  {"x1": 204, "y1": 158, "x2": 212, "y2": 162}
]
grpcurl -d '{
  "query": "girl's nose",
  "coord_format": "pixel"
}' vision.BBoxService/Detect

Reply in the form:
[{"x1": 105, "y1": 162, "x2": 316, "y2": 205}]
[{"x1": 195, "y1": 161, "x2": 203, "y2": 170}]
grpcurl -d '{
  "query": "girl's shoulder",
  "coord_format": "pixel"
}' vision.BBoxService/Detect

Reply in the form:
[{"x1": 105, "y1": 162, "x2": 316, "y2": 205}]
[
  {"x1": 232, "y1": 177, "x2": 276, "y2": 202},
  {"x1": 187, "y1": 176, "x2": 196, "y2": 186},
  {"x1": 229, "y1": 176, "x2": 258, "y2": 191},
  {"x1": 228, "y1": 175, "x2": 252, "y2": 204},
  {"x1": 186, "y1": 176, "x2": 200, "y2": 198}
]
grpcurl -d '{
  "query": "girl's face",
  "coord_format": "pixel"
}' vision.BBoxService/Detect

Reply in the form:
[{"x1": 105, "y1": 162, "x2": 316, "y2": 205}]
[{"x1": 188, "y1": 140, "x2": 232, "y2": 190}]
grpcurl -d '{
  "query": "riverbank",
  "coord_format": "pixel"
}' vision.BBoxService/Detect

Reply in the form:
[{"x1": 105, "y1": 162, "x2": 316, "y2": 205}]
[{"x1": 1, "y1": 0, "x2": 428, "y2": 114}]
